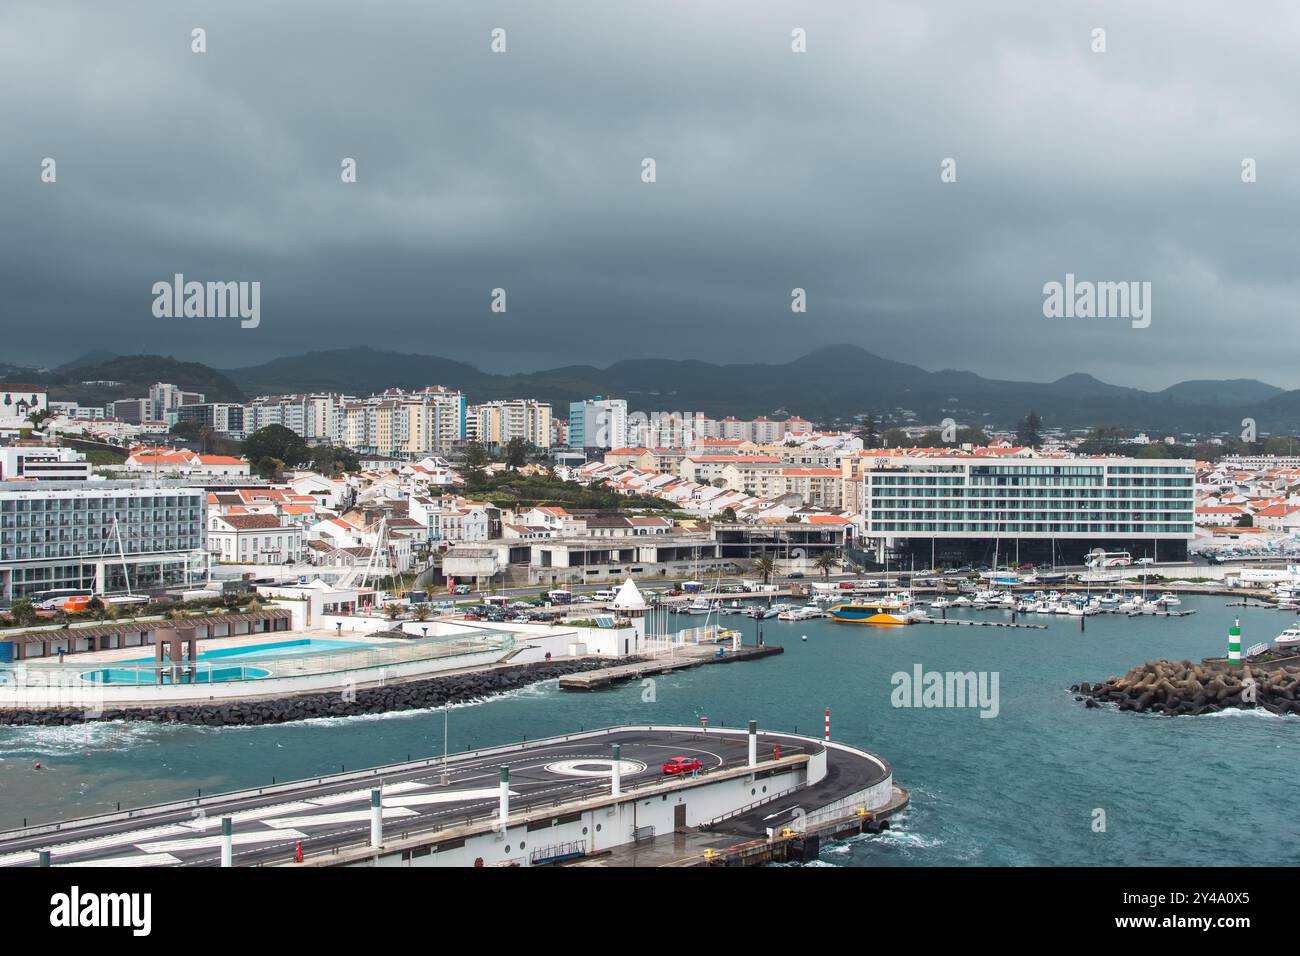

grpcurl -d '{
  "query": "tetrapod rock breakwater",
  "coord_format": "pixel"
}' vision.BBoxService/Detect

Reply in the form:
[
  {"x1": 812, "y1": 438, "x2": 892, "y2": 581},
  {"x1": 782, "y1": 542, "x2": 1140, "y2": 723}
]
[{"x1": 1073, "y1": 650, "x2": 1300, "y2": 717}]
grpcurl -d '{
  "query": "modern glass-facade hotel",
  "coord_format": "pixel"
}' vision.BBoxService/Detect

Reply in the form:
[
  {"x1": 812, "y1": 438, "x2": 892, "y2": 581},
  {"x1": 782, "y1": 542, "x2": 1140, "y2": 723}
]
[
  {"x1": 862, "y1": 457, "x2": 1196, "y2": 567},
  {"x1": 0, "y1": 482, "x2": 207, "y2": 600}
]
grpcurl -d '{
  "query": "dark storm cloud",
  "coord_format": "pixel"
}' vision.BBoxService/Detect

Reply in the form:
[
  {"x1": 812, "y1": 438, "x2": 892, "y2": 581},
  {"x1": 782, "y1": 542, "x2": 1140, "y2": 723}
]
[{"x1": 1, "y1": 0, "x2": 1297, "y2": 388}]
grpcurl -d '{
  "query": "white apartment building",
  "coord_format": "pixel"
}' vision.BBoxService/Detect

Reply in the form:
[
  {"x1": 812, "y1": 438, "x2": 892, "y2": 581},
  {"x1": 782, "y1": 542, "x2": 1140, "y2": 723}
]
[
  {"x1": 207, "y1": 513, "x2": 305, "y2": 564},
  {"x1": 149, "y1": 383, "x2": 205, "y2": 420},
  {"x1": 568, "y1": 398, "x2": 627, "y2": 450},
  {"x1": 0, "y1": 481, "x2": 207, "y2": 600},
  {"x1": 467, "y1": 399, "x2": 552, "y2": 448},
  {"x1": 861, "y1": 456, "x2": 1196, "y2": 566},
  {"x1": 0, "y1": 446, "x2": 92, "y2": 482}
]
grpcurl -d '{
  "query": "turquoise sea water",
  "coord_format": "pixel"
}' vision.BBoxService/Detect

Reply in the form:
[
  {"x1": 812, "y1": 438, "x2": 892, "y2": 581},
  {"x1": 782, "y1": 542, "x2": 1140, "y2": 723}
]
[{"x1": 1, "y1": 595, "x2": 1296, "y2": 865}]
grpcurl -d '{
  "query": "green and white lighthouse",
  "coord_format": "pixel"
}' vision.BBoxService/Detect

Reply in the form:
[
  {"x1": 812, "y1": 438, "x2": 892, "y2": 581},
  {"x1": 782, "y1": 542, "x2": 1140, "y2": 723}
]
[{"x1": 1228, "y1": 618, "x2": 1242, "y2": 663}]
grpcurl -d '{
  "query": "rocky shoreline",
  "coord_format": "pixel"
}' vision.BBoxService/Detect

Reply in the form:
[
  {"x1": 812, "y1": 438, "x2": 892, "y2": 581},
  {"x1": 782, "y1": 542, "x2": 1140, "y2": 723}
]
[
  {"x1": 0, "y1": 658, "x2": 621, "y2": 728},
  {"x1": 1073, "y1": 650, "x2": 1300, "y2": 717}
]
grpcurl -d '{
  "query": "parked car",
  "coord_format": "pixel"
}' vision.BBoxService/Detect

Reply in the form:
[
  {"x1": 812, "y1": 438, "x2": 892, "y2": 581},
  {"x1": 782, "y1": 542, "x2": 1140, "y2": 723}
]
[
  {"x1": 452, "y1": 585, "x2": 472, "y2": 595},
  {"x1": 662, "y1": 756, "x2": 704, "y2": 776}
]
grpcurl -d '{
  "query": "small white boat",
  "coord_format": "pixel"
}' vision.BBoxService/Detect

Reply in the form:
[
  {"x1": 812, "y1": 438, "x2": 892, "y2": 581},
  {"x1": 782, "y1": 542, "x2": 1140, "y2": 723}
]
[
  {"x1": 1276, "y1": 625, "x2": 1300, "y2": 647},
  {"x1": 930, "y1": 597, "x2": 952, "y2": 610},
  {"x1": 1157, "y1": 593, "x2": 1181, "y2": 607},
  {"x1": 683, "y1": 599, "x2": 714, "y2": 615}
]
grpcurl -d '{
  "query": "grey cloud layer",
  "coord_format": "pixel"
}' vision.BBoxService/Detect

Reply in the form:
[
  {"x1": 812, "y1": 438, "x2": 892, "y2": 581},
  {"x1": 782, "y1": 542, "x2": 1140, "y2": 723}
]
[{"x1": 2, "y1": 0, "x2": 1297, "y2": 387}]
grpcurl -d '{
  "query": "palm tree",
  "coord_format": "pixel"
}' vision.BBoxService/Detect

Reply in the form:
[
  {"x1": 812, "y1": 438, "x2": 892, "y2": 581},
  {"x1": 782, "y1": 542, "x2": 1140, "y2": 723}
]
[
  {"x1": 751, "y1": 554, "x2": 777, "y2": 585},
  {"x1": 814, "y1": 551, "x2": 839, "y2": 579},
  {"x1": 413, "y1": 603, "x2": 431, "y2": 622}
]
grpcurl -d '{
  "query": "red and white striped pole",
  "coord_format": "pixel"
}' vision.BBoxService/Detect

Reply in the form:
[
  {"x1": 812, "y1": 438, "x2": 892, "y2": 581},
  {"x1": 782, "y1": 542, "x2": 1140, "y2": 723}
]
[{"x1": 824, "y1": 707, "x2": 830, "y2": 741}]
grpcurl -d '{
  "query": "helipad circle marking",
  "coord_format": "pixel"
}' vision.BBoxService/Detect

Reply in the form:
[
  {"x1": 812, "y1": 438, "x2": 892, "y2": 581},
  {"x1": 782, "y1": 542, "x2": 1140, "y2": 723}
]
[{"x1": 545, "y1": 758, "x2": 646, "y2": 778}]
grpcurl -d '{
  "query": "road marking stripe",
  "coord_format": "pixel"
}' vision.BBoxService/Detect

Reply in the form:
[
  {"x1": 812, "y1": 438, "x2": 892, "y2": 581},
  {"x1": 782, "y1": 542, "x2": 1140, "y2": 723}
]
[
  {"x1": 137, "y1": 830, "x2": 309, "y2": 853},
  {"x1": 383, "y1": 788, "x2": 515, "y2": 808},
  {"x1": 60, "y1": 853, "x2": 182, "y2": 867},
  {"x1": 264, "y1": 809, "x2": 417, "y2": 829}
]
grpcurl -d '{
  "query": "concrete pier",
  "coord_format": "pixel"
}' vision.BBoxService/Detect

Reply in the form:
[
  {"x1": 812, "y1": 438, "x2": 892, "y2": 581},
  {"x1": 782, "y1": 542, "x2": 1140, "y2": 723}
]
[
  {"x1": 0, "y1": 725, "x2": 898, "y2": 869},
  {"x1": 559, "y1": 644, "x2": 782, "y2": 691}
]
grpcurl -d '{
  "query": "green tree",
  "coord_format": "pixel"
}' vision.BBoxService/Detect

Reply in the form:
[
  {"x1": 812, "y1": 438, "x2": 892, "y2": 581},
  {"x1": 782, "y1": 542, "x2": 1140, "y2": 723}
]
[
  {"x1": 719, "y1": 507, "x2": 738, "y2": 523},
  {"x1": 919, "y1": 426, "x2": 988, "y2": 447},
  {"x1": 505, "y1": 437, "x2": 527, "y2": 469},
  {"x1": 751, "y1": 555, "x2": 776, "y2": 585},
  {"x1": 857, "y1": 414, "x2": 881, "y2": 449},
  {"x1": 255, "y1": 457, "x2": 287, "y2": 481},
  {"x1": 1137, "y1": 442, "x2": 1175, "y2": 459},
  {"x1": 170, "y1": 419, "x2": 203, "y2": 442},
  {"x1": 242, "y1": 425, "x2": 308, "y2": 473},
  {"x1": 1016, "y1": 411, "x2": 1043, "y2": 449},
  {"x1": 461, "y1": 441, "x2": 490, "y2": 487},
  {"x1": 1076, "y1": 425, "x2": 1129, "y2": 456},
  {"x1": 7, "y1": 598, "x2": 37, "y2": 627},
  {"x1": 310, "y1": 444, "x2": 359, "y2": 477},
  {"x1": 814, "y1": 551, "x2": 839, "y2": 579}
]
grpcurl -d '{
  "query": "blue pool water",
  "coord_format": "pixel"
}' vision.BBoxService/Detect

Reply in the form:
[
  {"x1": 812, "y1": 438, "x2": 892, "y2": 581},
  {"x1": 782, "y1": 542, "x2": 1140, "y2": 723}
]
[
  {"x1": 81, "y1": 664, "x2": 273, "y2": 685},
  {"x1": 80, "y1": 639, "x2": 372, "y2": 685}
]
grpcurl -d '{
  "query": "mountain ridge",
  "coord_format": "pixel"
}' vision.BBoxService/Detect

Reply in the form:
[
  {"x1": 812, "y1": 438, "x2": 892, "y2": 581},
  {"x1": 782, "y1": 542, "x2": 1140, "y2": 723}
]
[{"x1": 4, "y1": 345, "x2": 1298, "y2": 434}]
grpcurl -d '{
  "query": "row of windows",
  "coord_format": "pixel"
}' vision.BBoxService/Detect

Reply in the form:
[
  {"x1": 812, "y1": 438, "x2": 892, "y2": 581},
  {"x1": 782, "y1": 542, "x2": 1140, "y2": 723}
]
[
  {"x1": 872, "y1": 475, "x2": 1193, "y2": 489},
  {"x1": 0, "y1": 495, "x2": 203, "y2": 511},
  {"x1": 872, "y1": 523, "x2": 1196, "y2": 534},
  {"x1": 871, "y1": 510, "x2": 1191, "y2": 522},
  {"x1": 1, "y1": 511, "x2": 203, "y2": 528},
  {"x1": 1, "y1": 539, "x2": 202, "y2": 561},
  {"x1": 872, "y1": 489, "x2": 1192, "y2": 501},
  {"x1": 1, "y1": 530, "x2": 195, "y2": 546}
]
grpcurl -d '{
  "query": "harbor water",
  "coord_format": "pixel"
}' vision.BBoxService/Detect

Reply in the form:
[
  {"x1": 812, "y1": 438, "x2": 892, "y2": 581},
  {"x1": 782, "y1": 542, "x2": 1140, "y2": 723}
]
[{"x1": 1, "y1": 594, "x2": 1296, "y2": 865}]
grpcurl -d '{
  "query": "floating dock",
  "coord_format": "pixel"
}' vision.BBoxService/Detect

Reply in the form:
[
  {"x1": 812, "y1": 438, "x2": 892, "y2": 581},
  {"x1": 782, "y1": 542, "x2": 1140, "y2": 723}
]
[
  {"x1": 558, "y1": 644, "x2": 783, "y2": 691},
  {"x1": 921, "y1": 618, "x2": 1047, "y2": 629}
]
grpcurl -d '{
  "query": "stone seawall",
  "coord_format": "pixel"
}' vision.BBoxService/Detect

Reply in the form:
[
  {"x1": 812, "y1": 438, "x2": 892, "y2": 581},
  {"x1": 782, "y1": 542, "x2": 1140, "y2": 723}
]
[
  {"x1": 1074, "y1": 650, "x2": 1300, "y2": 716},
  {"x1": 0, "y1": 659, "x2": 621, "y2": 728}
]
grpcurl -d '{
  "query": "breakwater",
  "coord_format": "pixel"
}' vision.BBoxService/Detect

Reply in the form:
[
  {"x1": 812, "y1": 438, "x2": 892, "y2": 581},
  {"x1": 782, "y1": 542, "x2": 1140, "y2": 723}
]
[
  {"x1": 0, "y1": 659, "x2": 620, "y2": 728},
  {"x1": 1073, "y1": 649, "x2": 1300, "y2": 716}
]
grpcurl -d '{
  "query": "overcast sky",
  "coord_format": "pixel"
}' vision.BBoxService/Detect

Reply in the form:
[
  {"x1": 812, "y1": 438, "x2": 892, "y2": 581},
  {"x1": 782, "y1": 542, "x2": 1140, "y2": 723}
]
[{"x1": 2, "y1": 0, "x2": 1297, "y2": 389}]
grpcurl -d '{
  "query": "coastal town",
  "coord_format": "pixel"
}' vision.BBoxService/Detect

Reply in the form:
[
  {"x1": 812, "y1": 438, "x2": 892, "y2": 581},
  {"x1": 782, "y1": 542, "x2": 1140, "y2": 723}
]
[
  {"x1": 2, "y1": 0, "x2": 1282, "y2": 932},
  {"x1": 4, "y1": 378, "x2": 1299, "y2": 611}
]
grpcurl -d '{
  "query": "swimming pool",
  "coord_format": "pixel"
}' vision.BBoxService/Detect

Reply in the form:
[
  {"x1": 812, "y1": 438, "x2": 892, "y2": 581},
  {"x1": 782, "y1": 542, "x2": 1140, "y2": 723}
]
[{"x1": 80, "y1": 638, "x2": 375, "y2": 685}]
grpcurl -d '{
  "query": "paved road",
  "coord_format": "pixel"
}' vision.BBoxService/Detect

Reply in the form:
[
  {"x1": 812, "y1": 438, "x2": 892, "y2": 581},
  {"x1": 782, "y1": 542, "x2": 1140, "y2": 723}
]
[{"x1": 0, "y1": 729, "x2": 829, "y2": 868}]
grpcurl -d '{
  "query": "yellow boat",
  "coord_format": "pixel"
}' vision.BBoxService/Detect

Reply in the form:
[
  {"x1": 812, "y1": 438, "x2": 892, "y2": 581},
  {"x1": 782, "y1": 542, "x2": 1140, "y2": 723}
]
[{"x1": 826, "y1": 601, "x2": 919, "y2": 625}]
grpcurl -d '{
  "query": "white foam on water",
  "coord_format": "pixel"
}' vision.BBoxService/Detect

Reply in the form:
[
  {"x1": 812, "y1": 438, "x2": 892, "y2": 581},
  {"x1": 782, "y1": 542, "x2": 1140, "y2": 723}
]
[
  {"x1": 867, "y1": 827, "x2": 945, "y2": 851},
  {"x1": 1203, "y1": 706, "x2": 1292, "y2": 722},
  {"x1": 0, "y1": 720, "x2": 167, "y2": 756}
]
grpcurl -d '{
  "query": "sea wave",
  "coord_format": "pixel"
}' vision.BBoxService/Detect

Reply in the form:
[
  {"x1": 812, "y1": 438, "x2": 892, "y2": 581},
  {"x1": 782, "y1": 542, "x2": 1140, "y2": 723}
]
[{"x1": 0, "y1": 721, "x2": 164, "y2": 756}]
